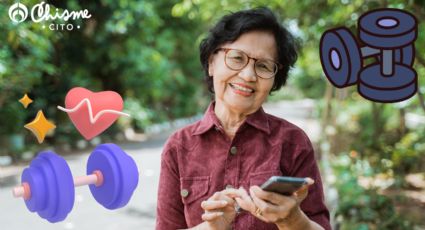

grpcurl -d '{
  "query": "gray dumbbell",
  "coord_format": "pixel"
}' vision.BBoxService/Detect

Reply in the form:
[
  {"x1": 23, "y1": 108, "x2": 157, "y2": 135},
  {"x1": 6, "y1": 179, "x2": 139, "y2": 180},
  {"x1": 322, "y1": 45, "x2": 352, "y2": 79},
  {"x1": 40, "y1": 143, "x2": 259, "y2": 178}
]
[
  {"x1": 320, "y1": 8, "x2": 418, "y2": 102},
  {"x1": 358, "y1": 9, "x2": 417, "y2": 102}
]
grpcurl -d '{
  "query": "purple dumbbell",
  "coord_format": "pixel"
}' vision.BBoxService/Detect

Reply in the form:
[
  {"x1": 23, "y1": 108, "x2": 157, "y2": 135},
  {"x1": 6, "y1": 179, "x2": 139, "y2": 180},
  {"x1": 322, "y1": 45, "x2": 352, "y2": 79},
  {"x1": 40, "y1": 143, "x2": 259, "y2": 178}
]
[{"x1": 12, "y1": 143, "x2": 139, "y2": 223}]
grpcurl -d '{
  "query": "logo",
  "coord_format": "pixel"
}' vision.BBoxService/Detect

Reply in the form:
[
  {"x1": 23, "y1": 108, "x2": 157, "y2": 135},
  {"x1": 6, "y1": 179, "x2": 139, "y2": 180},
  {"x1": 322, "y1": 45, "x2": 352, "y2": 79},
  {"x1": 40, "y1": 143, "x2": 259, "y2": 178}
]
[
  {"x1": 8, "y1": 1, "x2": 92, "y2": 31},
  {"x1": 9, "y1": 2, "x2": 28, "y2": 23}
]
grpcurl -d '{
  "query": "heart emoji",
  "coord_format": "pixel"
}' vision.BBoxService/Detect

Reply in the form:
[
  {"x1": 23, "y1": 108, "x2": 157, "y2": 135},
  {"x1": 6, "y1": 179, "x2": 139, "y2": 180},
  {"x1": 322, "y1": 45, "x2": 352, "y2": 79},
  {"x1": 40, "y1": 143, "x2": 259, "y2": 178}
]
[{"x1": 59, "y1": 87, "x2": 129, "y2": 140}]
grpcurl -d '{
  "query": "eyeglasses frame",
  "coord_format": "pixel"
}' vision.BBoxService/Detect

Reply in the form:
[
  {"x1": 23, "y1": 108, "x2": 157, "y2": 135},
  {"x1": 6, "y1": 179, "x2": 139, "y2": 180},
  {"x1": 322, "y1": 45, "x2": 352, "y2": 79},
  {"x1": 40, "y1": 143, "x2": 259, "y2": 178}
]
[{"x1": 215, "y1": 48, "x2": 283, "y2": 79}]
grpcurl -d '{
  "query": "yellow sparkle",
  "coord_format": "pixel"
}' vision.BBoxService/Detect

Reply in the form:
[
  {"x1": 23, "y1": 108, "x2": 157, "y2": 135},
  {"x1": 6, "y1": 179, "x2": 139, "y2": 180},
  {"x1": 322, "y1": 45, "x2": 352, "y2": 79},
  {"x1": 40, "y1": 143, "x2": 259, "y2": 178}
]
[
  {"x1": 19, "y1": 94, "x2": 33, "y2": 108},
  {"x1": 24, "y1": 110, "x2": 56, "y2": 144}
]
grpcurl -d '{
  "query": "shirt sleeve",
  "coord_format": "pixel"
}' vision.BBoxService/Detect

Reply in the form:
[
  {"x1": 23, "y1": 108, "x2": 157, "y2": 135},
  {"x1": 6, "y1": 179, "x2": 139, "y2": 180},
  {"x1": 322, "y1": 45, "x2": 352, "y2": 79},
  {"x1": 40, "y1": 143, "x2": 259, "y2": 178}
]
[
  {"x1": 284, "y1": 135, "x2": 331, "y2": 230},
  {"x1": 156, "y1": 140, "x2": 188, "y2": 230}
]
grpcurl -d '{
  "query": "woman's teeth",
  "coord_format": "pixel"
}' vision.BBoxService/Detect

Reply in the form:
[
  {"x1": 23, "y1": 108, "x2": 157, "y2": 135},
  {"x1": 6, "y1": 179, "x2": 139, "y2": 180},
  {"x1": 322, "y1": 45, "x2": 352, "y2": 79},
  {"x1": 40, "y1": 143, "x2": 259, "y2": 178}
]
[{"x1": 230, "y1": 83, "x2": 254, "y2": 93}]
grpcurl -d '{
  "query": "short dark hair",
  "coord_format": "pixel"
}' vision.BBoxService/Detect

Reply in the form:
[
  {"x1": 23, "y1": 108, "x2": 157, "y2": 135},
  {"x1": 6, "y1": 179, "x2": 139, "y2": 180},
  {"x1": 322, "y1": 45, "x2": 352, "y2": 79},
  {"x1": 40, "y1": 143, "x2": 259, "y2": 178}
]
[{"x1": 199, "y1": 7, "x2": 298, "y2": 94}]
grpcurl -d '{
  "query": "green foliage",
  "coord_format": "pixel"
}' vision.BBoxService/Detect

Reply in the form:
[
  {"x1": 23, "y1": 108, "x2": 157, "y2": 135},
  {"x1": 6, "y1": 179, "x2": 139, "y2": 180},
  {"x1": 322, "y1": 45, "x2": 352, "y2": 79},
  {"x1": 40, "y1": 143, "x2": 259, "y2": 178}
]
[
  {"x1": 330, "y1": 99, "x2": 425, "y2": 182},
  {"x1": 124, "y1": 98, "x2": 154, "y2": 131},
  {"x1": 0, "y1": 101, "x2": 25, "y2": 135},
  {"x1": 326, "y1": 98, "x2": 425, "y2": 227},
  {"x1": 331, "y1": 155, "x2": 415, "y2": 230},
  {"x1": 385, "y1": 129, "x2": 425, "y2": 186}
]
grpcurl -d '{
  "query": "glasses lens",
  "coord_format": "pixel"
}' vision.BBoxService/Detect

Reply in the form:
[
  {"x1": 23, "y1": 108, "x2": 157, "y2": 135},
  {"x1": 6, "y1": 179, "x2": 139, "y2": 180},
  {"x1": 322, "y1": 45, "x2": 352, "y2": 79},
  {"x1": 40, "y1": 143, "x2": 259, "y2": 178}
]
[
  {"x1": 255, "y1": 60, "x2": 277, "y2": 79},
  {"x1": 225, "y1": 50, "x2": 248, "y2": 70}
]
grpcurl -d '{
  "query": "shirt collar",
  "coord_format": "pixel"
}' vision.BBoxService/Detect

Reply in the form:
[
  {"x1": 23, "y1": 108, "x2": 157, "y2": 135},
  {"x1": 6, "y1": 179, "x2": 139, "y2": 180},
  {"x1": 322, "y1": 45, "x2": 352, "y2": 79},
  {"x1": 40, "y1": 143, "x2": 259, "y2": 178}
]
[
  {"x1": 192, "y1": 102, "x2": 270, "y2": 136},
  {"x1": 245, "y1": 106, "x2": 271, "y2": 135}
]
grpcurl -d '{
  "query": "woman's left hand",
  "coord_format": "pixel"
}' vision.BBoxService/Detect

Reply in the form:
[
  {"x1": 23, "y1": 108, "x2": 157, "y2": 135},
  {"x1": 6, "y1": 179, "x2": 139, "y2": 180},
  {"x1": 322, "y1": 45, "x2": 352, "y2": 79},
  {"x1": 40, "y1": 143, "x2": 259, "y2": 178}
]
[{"x1": 234, "y1": 178, "x2": 314, "y2": 225}]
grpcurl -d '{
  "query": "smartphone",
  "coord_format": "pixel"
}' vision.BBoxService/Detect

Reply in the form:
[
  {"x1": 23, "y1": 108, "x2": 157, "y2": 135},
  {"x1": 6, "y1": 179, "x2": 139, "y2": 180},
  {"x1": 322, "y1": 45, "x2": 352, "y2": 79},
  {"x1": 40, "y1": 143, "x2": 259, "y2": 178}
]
[{"x1": 260, "y1": 176, "x2": 307, "y2": 196}]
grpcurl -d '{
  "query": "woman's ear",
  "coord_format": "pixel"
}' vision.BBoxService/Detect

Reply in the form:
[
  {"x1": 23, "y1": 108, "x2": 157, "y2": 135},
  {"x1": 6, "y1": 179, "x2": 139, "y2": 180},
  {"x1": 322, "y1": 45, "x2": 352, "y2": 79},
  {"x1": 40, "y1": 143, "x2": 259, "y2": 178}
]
[{"x1": 208, "y1": 55, "x2": 215, "y2": 77}]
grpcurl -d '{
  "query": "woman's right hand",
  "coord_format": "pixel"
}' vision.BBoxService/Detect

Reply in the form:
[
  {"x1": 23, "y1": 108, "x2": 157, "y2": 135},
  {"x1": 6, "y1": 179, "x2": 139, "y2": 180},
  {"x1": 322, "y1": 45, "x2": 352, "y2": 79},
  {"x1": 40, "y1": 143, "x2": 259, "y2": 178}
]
[{"x1": 200, "y1": 190, "x2": 240, "y2": 230}]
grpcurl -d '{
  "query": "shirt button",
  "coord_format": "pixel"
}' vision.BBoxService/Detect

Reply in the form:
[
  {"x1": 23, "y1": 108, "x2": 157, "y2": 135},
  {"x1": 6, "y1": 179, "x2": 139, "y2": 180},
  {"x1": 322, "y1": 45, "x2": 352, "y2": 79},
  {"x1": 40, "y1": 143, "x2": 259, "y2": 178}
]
[
  {"x1": 225, "y1": 184, "x2": 234, "y2": 189},
  {"x1": 230, "y1": 146, "x2": 237, "y2": 155},
  {"x1": 181, "y1": 189, "x2": 189, "y2": 198}
]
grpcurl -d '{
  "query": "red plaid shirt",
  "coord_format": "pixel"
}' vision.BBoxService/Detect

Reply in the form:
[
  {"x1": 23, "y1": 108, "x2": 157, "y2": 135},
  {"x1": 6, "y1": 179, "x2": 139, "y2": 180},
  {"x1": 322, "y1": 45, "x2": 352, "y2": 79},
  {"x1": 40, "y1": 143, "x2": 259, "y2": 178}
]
[{"x1": 156, "y1": 102, "x2": 330, "y2": 230}]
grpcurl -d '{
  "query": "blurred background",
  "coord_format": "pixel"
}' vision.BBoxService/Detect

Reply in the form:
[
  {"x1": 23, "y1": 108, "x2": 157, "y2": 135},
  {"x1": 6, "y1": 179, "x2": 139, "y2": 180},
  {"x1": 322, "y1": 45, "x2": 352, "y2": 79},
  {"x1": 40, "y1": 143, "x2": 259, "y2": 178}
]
[{"x1": 0, "y1": 0, "x2": 424, "y2": 229}]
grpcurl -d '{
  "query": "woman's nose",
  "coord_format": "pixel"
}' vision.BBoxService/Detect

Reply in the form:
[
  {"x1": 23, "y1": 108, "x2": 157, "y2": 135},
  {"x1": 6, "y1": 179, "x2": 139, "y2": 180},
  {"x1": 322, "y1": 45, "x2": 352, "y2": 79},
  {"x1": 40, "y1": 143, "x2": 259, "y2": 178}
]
[{"x1": 238, "y1": 59, "x2": 257, "y2": 82}]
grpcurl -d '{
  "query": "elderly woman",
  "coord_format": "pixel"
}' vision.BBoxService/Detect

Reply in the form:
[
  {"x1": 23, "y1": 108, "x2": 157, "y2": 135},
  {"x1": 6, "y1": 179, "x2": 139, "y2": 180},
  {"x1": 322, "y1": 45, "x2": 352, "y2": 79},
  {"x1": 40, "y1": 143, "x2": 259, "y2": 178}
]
[{"x1": 156, "y1": 7, "x2": 330, "y2": 230}]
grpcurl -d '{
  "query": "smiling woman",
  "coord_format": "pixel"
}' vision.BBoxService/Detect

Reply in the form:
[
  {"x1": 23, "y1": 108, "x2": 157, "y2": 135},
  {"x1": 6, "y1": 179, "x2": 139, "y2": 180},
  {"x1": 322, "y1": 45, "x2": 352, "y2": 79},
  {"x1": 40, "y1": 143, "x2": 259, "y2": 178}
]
[{"x1": 156, "y1": 7, "x2": 330, "y2": 230}]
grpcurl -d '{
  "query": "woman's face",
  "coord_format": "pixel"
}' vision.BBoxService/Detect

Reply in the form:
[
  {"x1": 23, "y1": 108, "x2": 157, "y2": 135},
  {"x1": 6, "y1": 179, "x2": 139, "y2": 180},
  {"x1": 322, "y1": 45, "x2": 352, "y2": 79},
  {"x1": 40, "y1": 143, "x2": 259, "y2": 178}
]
[{"x1": 208, "y1": 30, "x2": 277, "y2": 115}]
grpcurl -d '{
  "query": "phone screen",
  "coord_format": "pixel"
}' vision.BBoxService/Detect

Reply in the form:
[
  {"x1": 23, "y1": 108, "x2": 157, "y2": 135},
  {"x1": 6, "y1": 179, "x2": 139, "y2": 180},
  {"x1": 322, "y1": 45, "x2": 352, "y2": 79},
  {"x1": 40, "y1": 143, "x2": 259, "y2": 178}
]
[{"x1": 260, "y1": 176, "x2": 307, "y2": 196}]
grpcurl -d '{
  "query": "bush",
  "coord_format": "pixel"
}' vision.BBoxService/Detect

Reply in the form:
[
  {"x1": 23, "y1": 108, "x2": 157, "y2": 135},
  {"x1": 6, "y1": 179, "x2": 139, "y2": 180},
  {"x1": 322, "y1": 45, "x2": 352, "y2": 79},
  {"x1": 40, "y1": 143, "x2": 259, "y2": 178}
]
[{"x1": 331, "y1": 155, "x2": 414, "y2": 230}]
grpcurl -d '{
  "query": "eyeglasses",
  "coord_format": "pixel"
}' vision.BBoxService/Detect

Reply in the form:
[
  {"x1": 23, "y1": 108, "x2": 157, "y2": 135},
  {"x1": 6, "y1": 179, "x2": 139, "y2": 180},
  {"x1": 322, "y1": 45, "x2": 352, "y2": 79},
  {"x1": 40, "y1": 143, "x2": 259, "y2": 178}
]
[{"x1": 216, "y1": 48, "x2": 281, "y2": 79}]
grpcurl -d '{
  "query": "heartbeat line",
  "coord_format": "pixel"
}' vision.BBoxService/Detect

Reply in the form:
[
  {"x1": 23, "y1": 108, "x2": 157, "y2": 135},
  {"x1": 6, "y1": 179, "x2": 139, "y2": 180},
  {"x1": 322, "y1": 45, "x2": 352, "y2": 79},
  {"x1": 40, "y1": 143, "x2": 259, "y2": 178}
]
[{"x1": 57, "y1": 98, "x2": 131, "y2": 124}]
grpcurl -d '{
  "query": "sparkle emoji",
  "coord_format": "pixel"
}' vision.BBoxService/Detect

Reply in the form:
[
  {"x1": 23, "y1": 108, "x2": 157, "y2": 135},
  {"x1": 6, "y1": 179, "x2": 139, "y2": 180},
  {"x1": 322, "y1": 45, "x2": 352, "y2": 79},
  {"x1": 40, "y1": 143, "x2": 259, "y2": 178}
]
[
  {"x1": 19, "y1": 94, "x2": 33, "y2": 108},
  {"x1": 24, "y1": 110, "x2": 56, "y2": 143}
]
